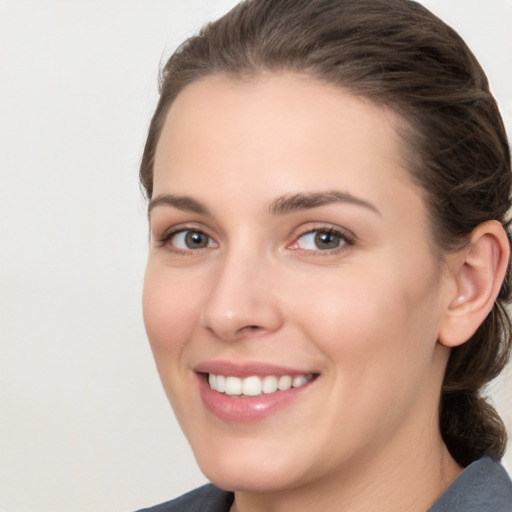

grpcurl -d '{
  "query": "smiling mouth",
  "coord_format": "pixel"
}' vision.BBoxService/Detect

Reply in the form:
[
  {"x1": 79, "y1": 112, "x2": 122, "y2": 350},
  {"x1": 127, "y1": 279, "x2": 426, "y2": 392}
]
[{"x1": 207, "y1": 373, "x2": 318, "y2": 396}]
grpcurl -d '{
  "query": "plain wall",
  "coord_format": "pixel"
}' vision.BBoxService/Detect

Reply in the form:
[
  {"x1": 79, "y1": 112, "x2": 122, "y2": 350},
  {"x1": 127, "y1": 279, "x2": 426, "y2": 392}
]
[{"x1": 0, "y1": 1, "x2": 510, "y2": 511}]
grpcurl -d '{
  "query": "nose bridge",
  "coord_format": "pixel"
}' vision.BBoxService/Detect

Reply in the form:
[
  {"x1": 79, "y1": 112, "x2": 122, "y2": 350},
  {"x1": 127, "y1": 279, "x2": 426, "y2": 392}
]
[{"x1": 201, "y1": 240, "x2": 281, "y2": 339}]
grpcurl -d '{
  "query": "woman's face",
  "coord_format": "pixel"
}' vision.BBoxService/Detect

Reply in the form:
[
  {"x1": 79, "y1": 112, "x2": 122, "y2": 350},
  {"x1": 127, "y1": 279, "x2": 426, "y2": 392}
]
[{"x1": 143, "y1": 74, "x2": 453, "y2": 492}]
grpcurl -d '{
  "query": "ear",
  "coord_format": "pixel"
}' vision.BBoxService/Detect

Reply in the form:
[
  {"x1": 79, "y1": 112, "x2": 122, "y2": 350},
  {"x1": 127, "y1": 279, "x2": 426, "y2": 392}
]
[{"x1": 438, "y1": 220, "x2": 510, "y2": 348}]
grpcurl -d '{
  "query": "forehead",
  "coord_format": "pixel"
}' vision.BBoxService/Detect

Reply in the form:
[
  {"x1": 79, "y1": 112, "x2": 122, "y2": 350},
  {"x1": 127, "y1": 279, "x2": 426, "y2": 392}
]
[{"x1": 153, "y1": 73, "x2": 424, "y2": 223}]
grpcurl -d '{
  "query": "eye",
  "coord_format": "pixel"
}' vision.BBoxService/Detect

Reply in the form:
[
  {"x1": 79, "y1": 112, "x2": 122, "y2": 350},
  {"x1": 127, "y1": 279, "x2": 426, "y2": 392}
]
[
  {"x1": 293, "y1": 227, "x2": 353, "y2": 252},
  {"x1": 167, "y1": 229, "x2": 216, "y2": 250}
]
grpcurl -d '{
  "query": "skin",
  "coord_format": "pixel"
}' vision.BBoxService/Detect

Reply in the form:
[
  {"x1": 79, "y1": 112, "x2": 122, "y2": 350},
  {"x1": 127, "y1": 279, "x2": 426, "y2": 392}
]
[{"x1": 143, "y1": 73, "x2": 466, "y2": 512}]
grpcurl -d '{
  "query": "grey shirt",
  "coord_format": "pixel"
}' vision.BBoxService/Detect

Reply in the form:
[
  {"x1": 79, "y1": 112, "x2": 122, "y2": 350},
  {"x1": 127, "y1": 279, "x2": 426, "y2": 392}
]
[
  {"x1": 138, "y1": 457, "x2": 512, "y2": 511},
  {"x1": 428, "y1": 456, "x2": 512, "y2": 511}
]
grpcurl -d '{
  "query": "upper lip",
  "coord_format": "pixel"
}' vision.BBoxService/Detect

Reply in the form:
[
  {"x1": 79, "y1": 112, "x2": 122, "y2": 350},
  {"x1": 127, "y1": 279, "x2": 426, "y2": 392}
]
[{"x1": 194, "y1": 360, "x2": 318, "y2": 378}]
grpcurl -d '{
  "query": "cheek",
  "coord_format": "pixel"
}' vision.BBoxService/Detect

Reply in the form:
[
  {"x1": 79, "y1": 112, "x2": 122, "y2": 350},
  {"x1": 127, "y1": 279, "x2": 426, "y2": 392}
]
[
  {"x1": 287, "y1": 260, "x2": 445, "y2": 447},
  {"x1": 142, "y1": 264, "x2": 202, "y2": 358},
  {"x1": 289, "y1": 255, "x2": 443, "y2": 374}
]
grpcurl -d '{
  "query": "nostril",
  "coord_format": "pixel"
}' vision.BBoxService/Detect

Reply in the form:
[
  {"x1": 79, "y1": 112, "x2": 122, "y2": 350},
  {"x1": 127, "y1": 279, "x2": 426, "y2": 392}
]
[
  {"x1": 246, "y1": 325, "x2": 264, "y2": 332},
  {"x1": 235, "y1": 324, "x2": 263, "y2": 336},
  {"x1": 201, "y1": 291, "x2": 283, "y2": 340}
]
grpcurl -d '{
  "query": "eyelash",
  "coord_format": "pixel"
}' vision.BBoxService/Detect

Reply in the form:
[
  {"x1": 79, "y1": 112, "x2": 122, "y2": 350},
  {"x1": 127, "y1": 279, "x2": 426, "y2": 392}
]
[
  {"x1": 290, "y1": 225, "x2": 355, "y2": 254},
  {"x1": 156, "y1": 224, "x2": 355, "y2": 254},
  {"x1": 157, "y1": 226, "x2": 215, "y2": 252}
]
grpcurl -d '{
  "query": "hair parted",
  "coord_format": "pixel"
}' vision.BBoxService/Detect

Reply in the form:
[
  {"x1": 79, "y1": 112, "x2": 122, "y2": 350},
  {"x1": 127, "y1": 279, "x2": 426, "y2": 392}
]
[{"x1": 140, "y1": 0, "x2": 512, "y2": 466}]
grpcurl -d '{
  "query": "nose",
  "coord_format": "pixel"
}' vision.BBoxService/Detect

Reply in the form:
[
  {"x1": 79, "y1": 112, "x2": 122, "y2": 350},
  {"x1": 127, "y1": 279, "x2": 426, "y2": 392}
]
[{"x1": 200, "y1": 248, "x2": 283, "y2": 341}]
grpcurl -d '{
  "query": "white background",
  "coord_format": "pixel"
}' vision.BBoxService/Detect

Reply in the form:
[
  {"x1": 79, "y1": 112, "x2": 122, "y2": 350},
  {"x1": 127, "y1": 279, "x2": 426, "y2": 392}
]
[{"x1": 0, "y1": 1, "x2": 511, "y2": 511}]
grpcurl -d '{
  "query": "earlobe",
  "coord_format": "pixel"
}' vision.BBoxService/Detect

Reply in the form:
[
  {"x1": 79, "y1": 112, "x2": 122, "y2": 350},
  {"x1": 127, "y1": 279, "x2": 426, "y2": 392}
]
[{"x1": 439, "y1": 220, "x2": 510, "y2": 348}]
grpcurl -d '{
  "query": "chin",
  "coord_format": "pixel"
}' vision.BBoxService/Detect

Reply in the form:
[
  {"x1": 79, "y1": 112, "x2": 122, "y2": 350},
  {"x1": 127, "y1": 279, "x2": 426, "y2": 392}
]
[
  {"x1": 204, "y1": 467, "x2": 303, "y2": 494},
  {"x1": 194, "y1": 443, "x2": 308, "y2": 493}
]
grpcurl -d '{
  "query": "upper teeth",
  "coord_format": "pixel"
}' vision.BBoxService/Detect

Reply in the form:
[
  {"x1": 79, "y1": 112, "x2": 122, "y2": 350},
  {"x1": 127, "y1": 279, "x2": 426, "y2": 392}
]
[{"x1": 208, "y1": 373, "x2": 313, "y2": 396}]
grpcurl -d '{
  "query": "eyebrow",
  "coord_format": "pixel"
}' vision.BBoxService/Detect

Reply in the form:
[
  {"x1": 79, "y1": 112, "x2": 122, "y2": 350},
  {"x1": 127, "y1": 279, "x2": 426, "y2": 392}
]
[
  {"x1": 269, "y1": 191, "x2": 380, "y2": 216},
  {"x1": 148, "y1": 190, "x2": 380, "y2": 218},
  {"x1": 148, "y1": 194, "x2": 210, "y2": 216}
]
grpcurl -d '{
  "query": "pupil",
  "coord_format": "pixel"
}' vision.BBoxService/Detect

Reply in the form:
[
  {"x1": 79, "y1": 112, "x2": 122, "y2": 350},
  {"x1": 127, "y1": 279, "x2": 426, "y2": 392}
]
[
  {"x1": 186, "y1": 231, "x2": 207, "y2": 248},
  {"x1": 315, "y1": 232, "x2": 340, "y2": 250}
]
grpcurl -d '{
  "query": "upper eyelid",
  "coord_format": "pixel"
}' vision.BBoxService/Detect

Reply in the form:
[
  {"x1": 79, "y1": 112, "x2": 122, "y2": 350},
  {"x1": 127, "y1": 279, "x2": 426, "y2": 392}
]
[
  {"x1": 154, "y1": 222, "x2": 213, "y2": 240},
  {"x1": 298, "y1": 226, "x2": 352, "y2": 238},
  {"x1": 291, "y1": 223, "x2": 356, "y2": 244},
  {"x1": 156, "y1": 227, "x2": 218, "y2": 253},
  {"x1": 284, "y1": 225, "x2": 357, "y2": 257},
  {"x1": 153, "y1": 221, "x2": 356, "y2": 247},
  {"x1": 168, "y1": 228, "x2": 210, "y2": 242}
]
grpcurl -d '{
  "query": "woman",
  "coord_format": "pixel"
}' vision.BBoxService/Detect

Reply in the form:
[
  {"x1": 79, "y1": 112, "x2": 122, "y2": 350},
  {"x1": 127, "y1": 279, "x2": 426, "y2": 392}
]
[{"x1": 138, "y1": 0, "x2": 512, "y2": 510}]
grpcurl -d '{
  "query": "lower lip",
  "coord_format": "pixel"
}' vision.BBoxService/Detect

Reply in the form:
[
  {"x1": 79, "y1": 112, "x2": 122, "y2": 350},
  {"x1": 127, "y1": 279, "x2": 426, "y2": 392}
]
[{"x1": 197, "y1": 374, "x2": 315, "y2": 423}]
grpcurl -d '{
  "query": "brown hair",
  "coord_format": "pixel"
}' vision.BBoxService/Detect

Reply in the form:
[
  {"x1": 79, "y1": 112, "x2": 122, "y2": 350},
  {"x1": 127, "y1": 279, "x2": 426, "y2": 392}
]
[{"x1": 140, "y1": 0, "x2": 512, "y2": 466}]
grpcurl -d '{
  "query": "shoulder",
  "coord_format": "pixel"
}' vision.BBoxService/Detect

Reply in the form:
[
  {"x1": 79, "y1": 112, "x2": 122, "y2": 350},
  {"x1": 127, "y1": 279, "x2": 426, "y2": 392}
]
[
  {"x1": 429, "y1": 457, "x2": 512, "y2": 512},
  {"x1": 135, "y1": 484, "x2": 234, "y2": 512}
]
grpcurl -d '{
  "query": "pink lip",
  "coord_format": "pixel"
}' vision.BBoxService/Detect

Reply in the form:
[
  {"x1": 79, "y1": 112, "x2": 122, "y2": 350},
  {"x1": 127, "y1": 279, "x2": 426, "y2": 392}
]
[
  {"x1": 194, "y1": 360, "x2": 313, "y2": 378},
  {"x1": 194, "y1": 360, "x2": 318, "y2": 423}
]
